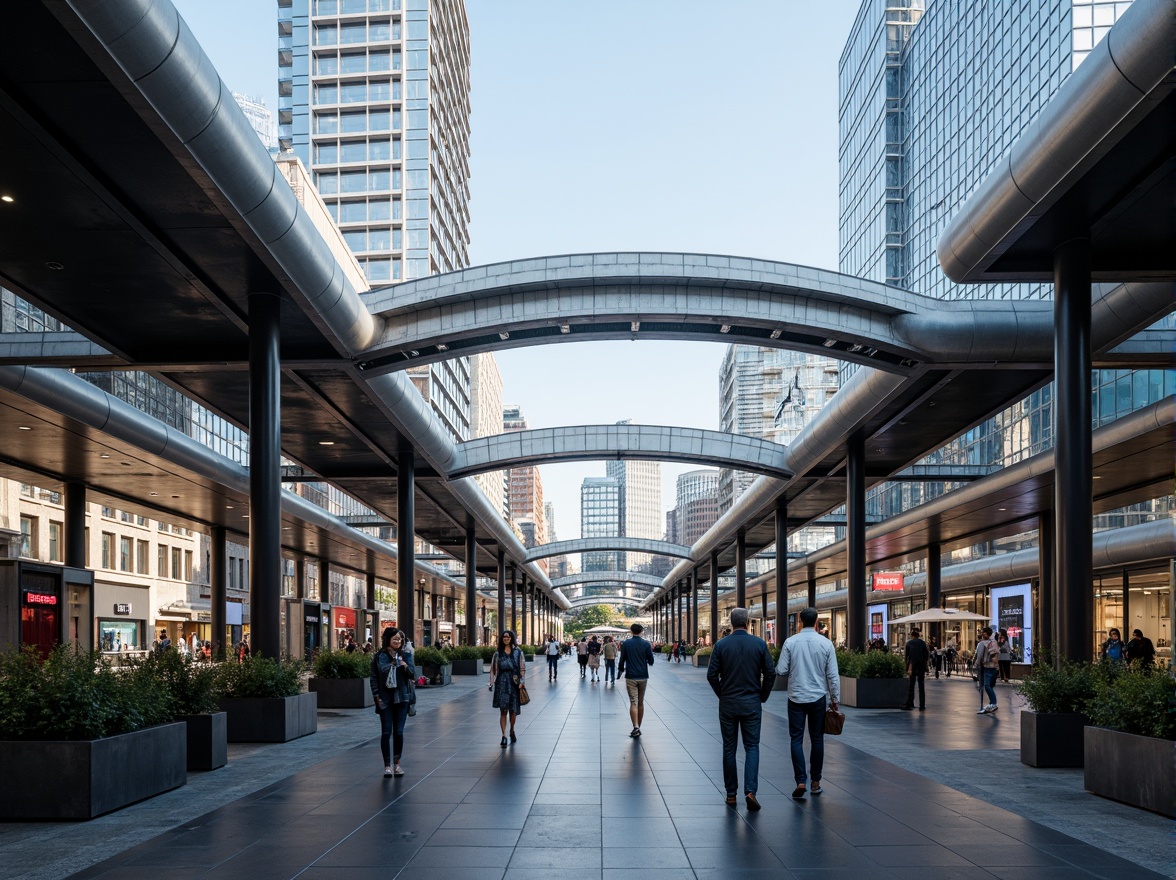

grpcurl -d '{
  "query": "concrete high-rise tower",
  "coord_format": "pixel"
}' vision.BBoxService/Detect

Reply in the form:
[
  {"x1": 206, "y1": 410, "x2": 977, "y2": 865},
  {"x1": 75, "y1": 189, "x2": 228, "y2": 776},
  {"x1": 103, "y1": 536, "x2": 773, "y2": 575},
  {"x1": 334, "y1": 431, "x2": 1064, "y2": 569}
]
[{"x1": 279, "y1": 0, "x2": 473, "y2": 442}]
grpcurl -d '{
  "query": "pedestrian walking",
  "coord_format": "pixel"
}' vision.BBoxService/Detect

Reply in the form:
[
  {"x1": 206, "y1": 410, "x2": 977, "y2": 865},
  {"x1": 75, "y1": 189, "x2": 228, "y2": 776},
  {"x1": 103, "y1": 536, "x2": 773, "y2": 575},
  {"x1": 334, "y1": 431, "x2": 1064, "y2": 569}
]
[
  {"x1": 672, "y1": 641, "x2": 681, "y2": 663},
  {"x1": 1100, "y1": 628, "x2": 1125, "y2": 664},
  {"x1": 997, "y1": 630, "x2": 1012, "y2": 682},
  {"x1": 602, "y1": 635, "x2": 618, "y2": 683},
  {"x1": 929, "y1": 635, "x2": 942, "y2": 679},
  {"x1": 776, "y1": 607, "x2": 840, "y2": 799},
  {"x1": 974, "y1": 626, "x2": 999, "y2": 714},
  {"x1": 489, "y1": 629, "x2": 525, "y2": 747},
  {"x1": 706, "y1": 607, "x2": 776, "y2": 811},
  {"x1": 587, "y1": 635, "x2": 601, "y2": 681},
  {"x1": 370, "y1": 627, "x2": 415, "y2": 778},
  {"x1": 902, "y1": 628, "x2": 929, "y2": 710},
  {"x1": 544, "y1": 633, "x2": 561, "y2": 681},
  {"x1": 617, "y1": 623, "x2": 655, "y2": 738},
  {"x1": 944, "y1": 638, "x2": 957, "y2": 677},
  {"x1": 577, "y1": 637, "x2": 589, "y2": 678},
  {"x1": 1126, "y1": 629, "x2": 1156, "y2": 667}
]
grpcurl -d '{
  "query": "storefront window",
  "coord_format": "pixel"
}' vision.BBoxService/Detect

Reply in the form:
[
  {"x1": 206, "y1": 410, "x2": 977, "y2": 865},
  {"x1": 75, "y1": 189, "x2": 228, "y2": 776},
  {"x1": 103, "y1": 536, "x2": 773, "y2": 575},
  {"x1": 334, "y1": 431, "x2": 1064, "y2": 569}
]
[{"x1": 99, "y1": 620, "x2": 140, "y2": 653}]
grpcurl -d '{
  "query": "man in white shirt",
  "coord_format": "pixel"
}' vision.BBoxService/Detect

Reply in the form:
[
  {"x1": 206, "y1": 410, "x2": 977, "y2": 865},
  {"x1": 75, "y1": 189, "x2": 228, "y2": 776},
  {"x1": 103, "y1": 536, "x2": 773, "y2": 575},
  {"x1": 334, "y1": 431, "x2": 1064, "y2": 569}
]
[
  {"x1": 776, "y1": 607, "x2": 840, "y2": 799},
  {"x1": 544, "y1": 634, "x2": 561, "y2": 681}
]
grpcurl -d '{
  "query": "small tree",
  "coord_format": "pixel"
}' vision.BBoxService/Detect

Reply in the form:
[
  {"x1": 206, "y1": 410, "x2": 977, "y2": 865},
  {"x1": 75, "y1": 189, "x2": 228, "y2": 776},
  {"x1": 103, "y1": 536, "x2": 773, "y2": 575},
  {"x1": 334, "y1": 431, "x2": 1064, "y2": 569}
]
[{"x1": 564, "y1": 604, "x2": 616, "y2": 639}]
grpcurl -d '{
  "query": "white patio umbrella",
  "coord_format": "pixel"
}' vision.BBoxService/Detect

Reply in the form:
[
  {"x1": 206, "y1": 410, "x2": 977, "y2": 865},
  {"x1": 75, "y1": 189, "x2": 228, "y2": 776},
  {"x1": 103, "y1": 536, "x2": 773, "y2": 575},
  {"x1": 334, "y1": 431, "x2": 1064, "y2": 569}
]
[{"x1": 887, "y1": 608, "x2": 990, "y2": 625}]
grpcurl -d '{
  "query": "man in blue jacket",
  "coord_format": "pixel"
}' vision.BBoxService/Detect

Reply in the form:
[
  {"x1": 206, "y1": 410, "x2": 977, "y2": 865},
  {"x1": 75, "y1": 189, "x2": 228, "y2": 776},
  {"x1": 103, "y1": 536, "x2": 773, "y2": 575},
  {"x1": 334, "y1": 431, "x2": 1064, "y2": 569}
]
[
  {"x1": 617, "y1": 623, "x2": 655, "y2": 738},
  {"x1": 706, "y1": 607, "x2": 776, "y2": 811}
]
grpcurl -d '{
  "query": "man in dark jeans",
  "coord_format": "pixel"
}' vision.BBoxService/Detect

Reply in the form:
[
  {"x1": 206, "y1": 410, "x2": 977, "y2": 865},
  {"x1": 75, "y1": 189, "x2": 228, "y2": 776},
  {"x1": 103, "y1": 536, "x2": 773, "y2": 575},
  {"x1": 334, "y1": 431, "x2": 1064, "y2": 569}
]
[
  {"x1": 776, "y1": 607, "x2": 840, "y2": 799},
  {"x1": 903, "y1": 628, "x2": 929, "y2": 710},
  {"x1": 706, "y1": 607, "x2": 776, "y2": 811}
]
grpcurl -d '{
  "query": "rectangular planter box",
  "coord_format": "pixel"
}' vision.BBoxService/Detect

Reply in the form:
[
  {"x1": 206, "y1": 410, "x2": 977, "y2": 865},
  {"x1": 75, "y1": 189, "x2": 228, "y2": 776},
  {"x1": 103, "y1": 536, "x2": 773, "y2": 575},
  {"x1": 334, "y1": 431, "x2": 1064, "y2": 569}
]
[
  {"x1": 838, "y1": 675, "x2": 907, "y2": 708},
  {"x1": 219, "y1": 692, "x2": 318, "y2": 743},
  {"x1": 0, "y1": 722, "x2": 187, "y2": 819},
  {"x1": 309, "y1": 677, "x2": 374, "y2": 708},
  {"x1": 451, "y1": 658, "x2": 484, "y2": 675},
  {"x1": 1020, "y1": 711, "x2": 1086, "y2": 768},
  {"x1": 692, "y1": 654, "x2": 711, "y2": 668},
  {"x1": 1084, "y1": 726, "x2": 1176, "y2": 818},
  {"x1": 182, "y1": 712, "x2": 227, "y2": 772},
  {"x1": 422, "y1": 663, "x2": 452, "y2": 686}
]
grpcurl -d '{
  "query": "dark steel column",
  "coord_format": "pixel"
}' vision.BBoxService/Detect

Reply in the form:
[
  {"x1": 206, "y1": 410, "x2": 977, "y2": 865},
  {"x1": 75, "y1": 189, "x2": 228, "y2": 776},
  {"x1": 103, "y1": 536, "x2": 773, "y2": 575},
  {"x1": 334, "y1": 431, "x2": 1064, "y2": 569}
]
[
  {"x1": 927, "y1": 542, "x2": 942, "y2": 647},
  {"x1": 397, "y1": 441, "x2": 415, "y2": 641},
  {"x1": 211, "y1": 526, "x2": 227, "y2": 661},
  {"x1": 248, "y1": 291, "x2": 282, "y2": 660},
  {"x1": 1054, "y1": 239, "x2": 1092, "y2": 662},
  {"x1": 319, "y1": 559, "x2": 330, "y2": 603},
  {"x1": 775, "y1": 498, "x2": 787, "y2": 648},
  {"x1": 366, "y1": 571, "x2": 375, "y2": 610},
  {"x1": 735, "y1": 531, "x2": 747, "y2": 608},
  {"x1": 295, "y1": 559, "x2": 306, "y2": 599},
  {"x1": 496, "y1": 550, "x2": 506, "y2": 637},
  {"x1": 510, "y1": 564, "x2": 517, "y2": 631},
  {"x1": 807, "y1": 567, "x2": 817, "y2": 611},
  {"x1": 690, "y1": 568, "x2": 699, "y2": 644},
  {"x1": 709, "y1": 549, "x2": 720, "y2": 639},
  {"x1": 520, "y1": 575, "x2": 527, "y2": 644},
  {"x1": 847, "y1": 431, "x2": 867, "y2": 651},
  {"x1": 465, "y1": 526, "x2": 477, "y2": 646},
  {"x1": 1038, "y1": 509, "x2": 1054, "y2": 661},
  {"x1": 64, "y1": 482, "x2": 86, "y2": 569},
  {"x1": 1121, "y1": 569, "x2": 1130, "y2": 643}
]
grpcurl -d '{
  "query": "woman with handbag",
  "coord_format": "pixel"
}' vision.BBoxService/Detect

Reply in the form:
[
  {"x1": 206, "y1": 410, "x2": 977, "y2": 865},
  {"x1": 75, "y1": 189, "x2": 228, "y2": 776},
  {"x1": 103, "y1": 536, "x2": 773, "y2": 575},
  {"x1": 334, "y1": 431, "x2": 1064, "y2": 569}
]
[
  {"x1": 370, "y1": 627, "x2": 415, "y2": 778},
  {"x1": 489, "y1": 629, "x2": 525, "y2": 747}
]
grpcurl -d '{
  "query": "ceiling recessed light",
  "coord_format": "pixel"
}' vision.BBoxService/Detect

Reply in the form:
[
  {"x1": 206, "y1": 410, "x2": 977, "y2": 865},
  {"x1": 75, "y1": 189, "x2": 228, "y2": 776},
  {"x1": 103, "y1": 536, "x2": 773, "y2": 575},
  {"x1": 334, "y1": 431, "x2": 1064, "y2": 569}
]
[
  {"x1": 559, "y1": 323, "x2": 570, "y2": 334},
  {"x1": 225, "y1": 505, "x2": 234, "y2": 510},
  {"x1": 630, "y1": 321, "x2": 640, "y2": 332},
  {"x1": 769, "y1": 329, "x2": 782, "y2": 339},
  {"x1": 99, "y1": 453, "x2": 110, "y2": 459},
  {"x1": 45, "y1": 261, "x2": 64, "y2": 271},
  {"x1": 242, "y1": 514, "x2": 249, "y2": 518},
  {"x1": 997, "y1": 507, "x2": 1007, "y2": 512},
  {"x1": 319, "y1": 440, "x2": 335, "y2": 446},
  {"x1": 17, "y1": 426, "x2": 31, "y2": 431},
  {"x1": 1093, "y1": 475, "x2": 1102, "y2": 480},
  {"x1": 0, "y1": 195, "x2": 13, "y2": 203}
]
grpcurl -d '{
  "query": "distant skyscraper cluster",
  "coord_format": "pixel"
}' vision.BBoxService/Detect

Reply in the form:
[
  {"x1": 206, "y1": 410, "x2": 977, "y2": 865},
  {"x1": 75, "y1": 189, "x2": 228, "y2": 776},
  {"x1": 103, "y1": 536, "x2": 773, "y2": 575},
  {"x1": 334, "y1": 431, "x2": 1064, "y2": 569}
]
[
  {"x1": 666, "y1": 469, "x2": 720, "y2": 548},
  {"x1": 502, "y1": 404, "x2": 547, "y2": 564}
]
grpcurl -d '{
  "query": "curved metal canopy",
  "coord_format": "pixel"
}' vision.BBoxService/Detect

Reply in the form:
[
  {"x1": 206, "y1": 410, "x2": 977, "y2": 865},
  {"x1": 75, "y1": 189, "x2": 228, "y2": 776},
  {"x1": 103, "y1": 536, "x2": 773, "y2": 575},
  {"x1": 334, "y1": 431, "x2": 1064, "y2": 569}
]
[{"x1": 526, "y1": 537, "x2": 693, "y2": 564}]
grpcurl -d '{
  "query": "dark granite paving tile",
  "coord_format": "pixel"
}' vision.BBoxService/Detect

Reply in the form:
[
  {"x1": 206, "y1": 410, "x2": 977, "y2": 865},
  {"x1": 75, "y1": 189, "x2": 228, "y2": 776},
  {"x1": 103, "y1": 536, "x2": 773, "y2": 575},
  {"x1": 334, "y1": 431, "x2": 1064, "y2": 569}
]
[
  {"x1": 508, "y1": 846, "x2": 602, "y2": 869},
  {"x1": 792, "y1": 869, "x2": 996, "y2": 880},
  {"x1": 985, "y1": 868, "x2": 1105, "y2": 880},
  {"x1": 427, "y1": 827, "x2": 521, "y2": 847},
  {"x1": 659, "y1": 801, "x2": 737, "y2": 817},
  {"x1": 685, "y1": 846, "x2": 787, "y2": 869},
  {"x1": 504, "y1": 870, "x2": 602, "y2": 880},
  {"x1": 946, "y1": 843, "x2": 1069, "y2": 867},
  {"x1": 533, "y1": 791, "x2": 601, "y2": 804},
  {"x1": 516, "y1": 817, "x2": 602, "y2": 848},
  {"x1": 1035, "y1": 845, "x2": 1174, "y2": 879},
  {"x1": 403, "y1": 845, "x2": 514, "y2": 868},
  {"x1": 771, "y1": 842, "x2": 879, "y2": 870},
  {"x1": 855, "y1": 844, "x2": 973, "y2": 867},
  {"x1": 601, "y1": 816, "x2": 677, "y2": 840},
  {"x1": 693, "y1": 869, "x2": 797, "y2": 880},
  {"x1": 602, "y1": 847, "x2": 692, "y2": 869},
  {"x1": 602, "y1": 798, "x2": 671, "y2": 817},
  {"x1": 605, "y1": 870, "x2": 699, "y2": 880},
  {"x1": 438, "y1": 803, "x2": 531, "y2": 829}
]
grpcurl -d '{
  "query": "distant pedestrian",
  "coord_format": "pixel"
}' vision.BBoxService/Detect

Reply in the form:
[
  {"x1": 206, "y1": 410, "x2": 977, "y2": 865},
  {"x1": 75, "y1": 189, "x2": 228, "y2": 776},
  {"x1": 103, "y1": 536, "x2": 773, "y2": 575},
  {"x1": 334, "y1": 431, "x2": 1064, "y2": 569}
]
[
  {"x1": 544, "y1": 634, "x2": 561, "y2": 681},
  {"x1": 577, "y1": 637, "x2": 589, "y2": 678},
  {"x1": 1100, "y1": 628, "x2": 1125, "y2": 664},
  {"x1": 156, "y1": 631, "x2": 171, "y2": 654},
  {"x1": 602, "y1": 636, "x2": 618, "y2": 683},
  {"x1": 587, "y1": 635, "x2": 601, "y2": 681},
  {"x1": 370, "y1": 627, "x2": 415, "y2": 778},
  {"x1": 776, "y1": 607, "x2": 840, "y2": 799},
  {"x1": 672, "y1": 641, "x2": 681, "y2": 663},
  {"x1": 974, "y1": 627, "x2": 999, "y2": 714},
  {"x1": 997, "y1": 630, "x2": 1012, "y2": 682},
  {"x1": 944, "y1": 638, "x2": 957, "y2": 677},
  {"x1": 706, "y1": 607, "x2": 776, "y2": 811},
  {"x1": 902, "y1": 628, "x2": 929, "y2": 711},
  {"x1": 617, "y1": 623, "x2": 655, "y2": 738},
  {"x1": 929, "y1": 636, "x2": 942, "y2": 679},
  {"x1": 1126, "y1": 629, "x2": 1156, "y2": 667},
  {"x1": 489, "y1": 629, "x2": 525, "y2": 747}
]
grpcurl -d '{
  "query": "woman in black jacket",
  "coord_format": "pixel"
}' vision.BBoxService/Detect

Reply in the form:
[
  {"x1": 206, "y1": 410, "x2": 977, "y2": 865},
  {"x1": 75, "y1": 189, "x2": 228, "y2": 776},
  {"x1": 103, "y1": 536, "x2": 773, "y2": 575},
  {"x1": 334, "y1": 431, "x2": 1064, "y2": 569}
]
[
  {"x1": 370, "y1": 627, "x2": 415, "y2": 777},
  {"x1": 489, "y1": 629, "x2": 525, "y2": 747}
]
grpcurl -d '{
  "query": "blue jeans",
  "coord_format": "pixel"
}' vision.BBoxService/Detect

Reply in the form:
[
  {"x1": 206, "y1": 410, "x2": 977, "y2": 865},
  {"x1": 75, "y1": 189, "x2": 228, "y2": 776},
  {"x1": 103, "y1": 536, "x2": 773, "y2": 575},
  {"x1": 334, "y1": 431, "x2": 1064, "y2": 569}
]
[
  {"x1": 547, "y1": 654, "x2": 559, "y2": 678},
  {"x1": 719, "y1": 702, "x2": 763, "y2": 796},
  {"x1": 378, "y1": 701, "x2": 409, "y2": 764},
  {"x1": 604, "y1": 658, "x2": 616, "y2": 681},
  {"x1": 787, "y1": 696, "x2": 827, "y2": 785},
  {"x1": 981, "y1": 667, "x2": 998, "y2": 707}
]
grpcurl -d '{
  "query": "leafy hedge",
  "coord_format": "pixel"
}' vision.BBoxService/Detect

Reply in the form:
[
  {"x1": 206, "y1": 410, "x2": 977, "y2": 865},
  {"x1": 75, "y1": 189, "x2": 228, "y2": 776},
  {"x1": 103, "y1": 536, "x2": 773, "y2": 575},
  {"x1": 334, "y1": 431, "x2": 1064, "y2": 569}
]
[
  {"x1": 1014, "y1": 659, "x2": 1094, "y2": 714},
  {"x1": 312, "y1": 649, "x2": 371, "y2": 680},
  {"x1": 214, "y1": 655, "x2": 305, "y2": 699},
  {"x1": 835, "y1": 649, "x2": 905, "y2": 679},
  {"x1": 413, "y1": 646, "x2": 448, "y2": 668}
]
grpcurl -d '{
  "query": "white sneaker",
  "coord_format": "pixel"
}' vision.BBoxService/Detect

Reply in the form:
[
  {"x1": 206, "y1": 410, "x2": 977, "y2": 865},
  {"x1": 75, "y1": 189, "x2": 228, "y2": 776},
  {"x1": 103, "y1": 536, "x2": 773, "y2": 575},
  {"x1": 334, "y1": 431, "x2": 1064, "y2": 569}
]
[
  {"x1": 977, "y1": 707, "x2": 990, "y2": 714},
  {"x1": 987, "y1": 704, "x2": 998, "y2": 713}
]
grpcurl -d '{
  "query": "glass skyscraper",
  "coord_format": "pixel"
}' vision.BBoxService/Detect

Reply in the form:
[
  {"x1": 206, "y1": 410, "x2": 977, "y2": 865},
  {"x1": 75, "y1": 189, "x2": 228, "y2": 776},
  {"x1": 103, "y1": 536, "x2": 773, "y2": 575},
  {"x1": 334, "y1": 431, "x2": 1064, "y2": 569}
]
[
  {"x1": 279, "y1": 0, "x2": 474, "y2": 442},
  {"x1": 837, "y1": 0, "x2": 1172, "y2": 535}
]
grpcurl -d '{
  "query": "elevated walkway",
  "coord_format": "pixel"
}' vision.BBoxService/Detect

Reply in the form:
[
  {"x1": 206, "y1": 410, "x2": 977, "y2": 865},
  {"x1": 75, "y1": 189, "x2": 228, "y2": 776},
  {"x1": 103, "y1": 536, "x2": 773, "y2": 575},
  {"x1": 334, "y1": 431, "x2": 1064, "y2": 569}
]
[{"x1": 7, "y1": 658, "x2": 1169, "y2": 880}]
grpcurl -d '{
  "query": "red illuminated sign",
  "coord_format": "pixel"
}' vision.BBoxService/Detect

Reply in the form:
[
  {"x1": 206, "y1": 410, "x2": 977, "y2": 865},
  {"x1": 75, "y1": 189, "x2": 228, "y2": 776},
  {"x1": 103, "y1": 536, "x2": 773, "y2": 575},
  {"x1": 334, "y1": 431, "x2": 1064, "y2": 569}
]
[
  {"x1": 872, "y1": 572, "x2": 904, "y2": 591},
  {"x1": 24, "y1": 591, "x2": 58, "y2": 606}
]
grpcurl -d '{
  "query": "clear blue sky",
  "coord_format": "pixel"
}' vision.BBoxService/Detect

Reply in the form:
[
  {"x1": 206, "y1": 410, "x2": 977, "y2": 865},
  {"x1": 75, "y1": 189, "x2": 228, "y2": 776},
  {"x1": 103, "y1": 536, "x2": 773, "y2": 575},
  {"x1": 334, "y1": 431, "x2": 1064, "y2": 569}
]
[{"x1": 172, "y1": 0, "x2": 860, "y2": 540}]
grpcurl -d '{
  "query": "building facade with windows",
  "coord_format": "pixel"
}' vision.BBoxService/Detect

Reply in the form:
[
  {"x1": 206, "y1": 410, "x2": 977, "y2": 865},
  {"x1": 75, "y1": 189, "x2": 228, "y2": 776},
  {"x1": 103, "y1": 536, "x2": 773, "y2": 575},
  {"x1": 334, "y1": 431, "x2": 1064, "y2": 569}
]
[
  {"x1": 606, "y1": 425, "x2": 662, "y2": 573},
  {"x1": 580, "y1": 477, "x2": 621, "y2": 574},
  {"x1": 469, "y1": 353, "x2": 507, "y2": 517}
]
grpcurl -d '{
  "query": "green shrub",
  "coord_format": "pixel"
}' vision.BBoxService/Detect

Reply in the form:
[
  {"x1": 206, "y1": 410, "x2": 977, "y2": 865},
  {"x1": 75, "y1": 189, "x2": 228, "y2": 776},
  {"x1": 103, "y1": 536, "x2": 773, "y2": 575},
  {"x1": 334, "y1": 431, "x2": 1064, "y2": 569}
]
[
  {"x1": 215, "y1": 655, "x2": 304, "y2": 699},
  {"x1": 311, "y1": 649, "x2": 371, "y2": 680},
  {"x1": 0, "y1": 646, "x2": 172, "y2": 740},
  {"x1": 1014, "y1": 658, "x2": 1094, "y2": 714},
  {"x1": 768, "y1": 645, "x2": 781, "y2": 663},
  {"x1": 660, "y1": 645, "x2": 674, "y2": 654},
  {"x1": 1085, "y1": 663, "x2": 1176, "y2": 740},
  {"x1": 446, "y1": 644, "x2": 484, "y2": 661},
  {"x1": 413, "y1": 646, "x2": 448, "y2": 668},
  {"x1": 694, "y1": 648, "x2": 712, "y2": 661},
  {"x1": 835, "y1": 649, "x2": 904, "y2": 678},
  {"x1": 835, "y1": 649, "x2": 864, "y2": 677},
  {"x1": 131, "y1": 650, "x2": 219, "y2": 717}
]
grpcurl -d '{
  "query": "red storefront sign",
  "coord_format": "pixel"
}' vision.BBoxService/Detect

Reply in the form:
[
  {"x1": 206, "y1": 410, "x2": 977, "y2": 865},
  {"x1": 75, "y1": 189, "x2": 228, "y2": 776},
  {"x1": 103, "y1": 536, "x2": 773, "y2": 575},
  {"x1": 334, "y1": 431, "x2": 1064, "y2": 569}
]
[
  {"x1": 872, "y1": 572, "x2": 904, "y2": 591},
  {"x1": 24, "y1": 591, "x2": 58, "y2": 606},
  {"x1": 333, "y1": 607, "x2": 356, "y2": 629}
]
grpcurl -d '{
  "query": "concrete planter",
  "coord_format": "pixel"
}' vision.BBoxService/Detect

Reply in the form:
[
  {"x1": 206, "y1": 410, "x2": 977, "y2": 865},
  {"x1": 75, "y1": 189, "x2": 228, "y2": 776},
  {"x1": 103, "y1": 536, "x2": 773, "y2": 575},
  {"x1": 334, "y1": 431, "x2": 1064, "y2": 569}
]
[
  {"x1": 422, "y1": 663, "x2": 452, "y2": 686},
  {"x1": 838, "y1": 675, "x2": 907, "y2": 708},
  {"x1": 451, "y1": 658, "x2": 484, "y2": 675},
  {"x1": 219, "y1": 693, "x2": 318, "y2": 743},
  {"x1": 692, "y1": 653, "x2": 711, "y2": 668},
  {"x1": 309, "y1": 677, "x2": 374, "y2": 708},
  {"x1": 1084, "y1": 726, "x2": 1176, "y2": 818},
  {"x1": 181, "y1": 712, "x2": 227, "y2": 772},
  {"x1": 0, "y1": 722, "x2": 187, "y2": 819},
  {"x1": 1020, "y1": 710, "x2": 1086, "y2": 768}
]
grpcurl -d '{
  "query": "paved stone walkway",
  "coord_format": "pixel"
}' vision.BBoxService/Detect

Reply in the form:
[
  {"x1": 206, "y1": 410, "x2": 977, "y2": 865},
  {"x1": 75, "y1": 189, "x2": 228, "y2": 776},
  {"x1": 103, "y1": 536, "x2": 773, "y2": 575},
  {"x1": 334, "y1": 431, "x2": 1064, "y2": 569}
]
[{"x1": 1, "y1": 655, "x2": 1171, "y2": 880}]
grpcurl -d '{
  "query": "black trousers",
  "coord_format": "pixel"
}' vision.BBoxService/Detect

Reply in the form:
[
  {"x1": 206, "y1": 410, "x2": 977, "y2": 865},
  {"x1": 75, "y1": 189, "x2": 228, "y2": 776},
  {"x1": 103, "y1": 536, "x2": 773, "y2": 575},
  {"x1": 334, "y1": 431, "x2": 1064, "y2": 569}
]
[{"x1": 906, "y1": 671, "x2": 925, "y2": 708}]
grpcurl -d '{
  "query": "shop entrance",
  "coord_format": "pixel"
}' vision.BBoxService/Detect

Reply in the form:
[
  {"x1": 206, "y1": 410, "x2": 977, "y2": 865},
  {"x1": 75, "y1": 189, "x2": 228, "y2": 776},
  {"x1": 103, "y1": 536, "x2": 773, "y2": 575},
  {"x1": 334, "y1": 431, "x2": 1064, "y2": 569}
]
[{"x1": 304, "y1": 601, "x2": 322, "y2": 659}]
